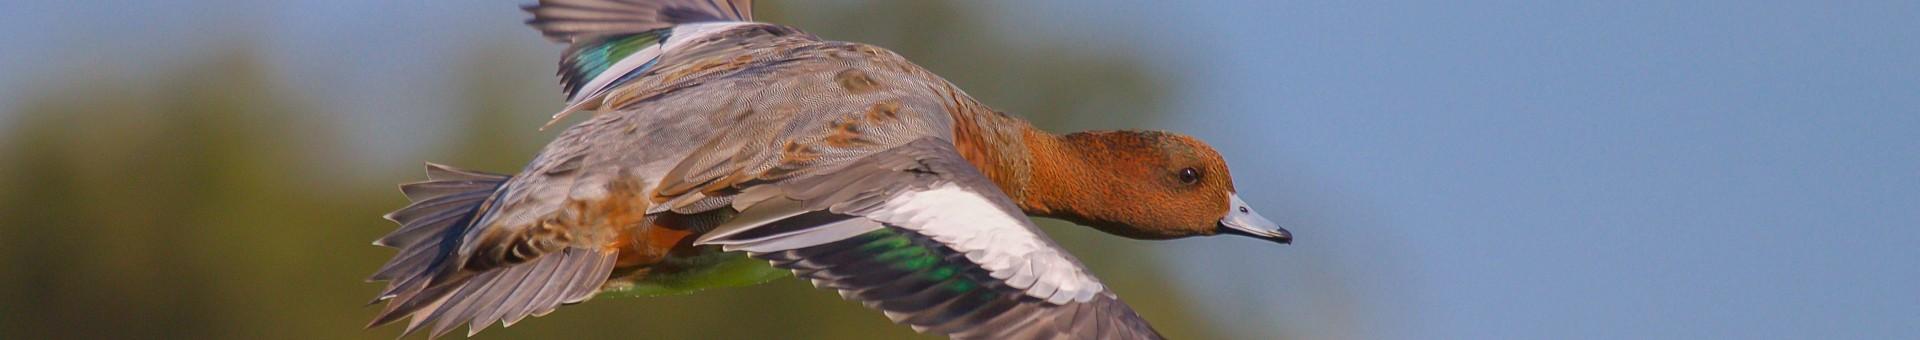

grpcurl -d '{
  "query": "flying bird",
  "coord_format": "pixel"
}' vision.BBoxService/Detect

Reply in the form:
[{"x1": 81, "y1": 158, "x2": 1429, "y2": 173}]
[{"x1": 366, "y1": 0, "x2": 1291, "y2": 338}]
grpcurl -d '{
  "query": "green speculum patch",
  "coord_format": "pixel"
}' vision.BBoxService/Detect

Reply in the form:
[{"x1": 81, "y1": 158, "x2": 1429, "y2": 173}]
[
  {"x1": 849, "y1": 229, "x2": 999, "y2": 297},
  {"x1": 561, "y1": 29, "x2": 669, "y2": 97}
]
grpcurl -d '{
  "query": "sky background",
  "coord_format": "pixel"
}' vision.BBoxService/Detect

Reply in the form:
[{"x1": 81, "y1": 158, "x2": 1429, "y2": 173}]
[{"x1": 3, "y1": 1, "x2": 1917, "y2": 339}]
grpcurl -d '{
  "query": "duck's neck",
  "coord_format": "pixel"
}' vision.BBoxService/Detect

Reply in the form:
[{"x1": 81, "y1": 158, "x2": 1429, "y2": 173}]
[
  {"x1": 947, "y1": 107, "x2": 1121, "y2": 230},
  {"x1": 1012, "y1": 129, "x2": 1104, "y2": 220}
]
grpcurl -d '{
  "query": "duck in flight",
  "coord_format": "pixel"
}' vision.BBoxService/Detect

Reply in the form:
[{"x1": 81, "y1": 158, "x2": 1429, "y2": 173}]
[{"x1": 366, "y1": 1, "x2": 1292, "y2": 339}]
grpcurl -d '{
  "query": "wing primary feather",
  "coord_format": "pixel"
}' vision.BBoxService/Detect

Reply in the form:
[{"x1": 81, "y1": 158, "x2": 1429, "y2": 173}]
[
  {"x1": 501, "y1": 250, "x2": 575, "y2": 327},
  {"x1": 567, "y1": 250, "x2": 619, "y2": 304},
  {"x1": 422, "y1": 269, "x2": 509, "y2": 339}
]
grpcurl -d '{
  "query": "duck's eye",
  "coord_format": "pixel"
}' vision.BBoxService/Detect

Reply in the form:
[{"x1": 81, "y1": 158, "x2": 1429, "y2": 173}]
[{"x1": 1177, "y1": 167, "x2": 1201, "y2": 185}]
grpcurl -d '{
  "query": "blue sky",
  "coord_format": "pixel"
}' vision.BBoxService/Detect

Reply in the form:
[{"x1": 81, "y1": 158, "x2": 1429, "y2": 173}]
[
  {"x1": 4, "y1": 1, "x2": 1916, "y2": 339},
  {"x1": 1135, "y1": 2, "x2": 1919, "y2": 338}
]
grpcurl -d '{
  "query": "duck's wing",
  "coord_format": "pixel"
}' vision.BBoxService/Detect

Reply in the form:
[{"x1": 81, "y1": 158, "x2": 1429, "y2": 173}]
[
  {"x1": 696, "y1": 138, "x2": 1164, "y2": 340},
  {"x1": 524, "y1": 0, "x2": 752, "y2": 42},
  {"x1": 523, "y1": 0, "x2": 767, "y2": 126}
]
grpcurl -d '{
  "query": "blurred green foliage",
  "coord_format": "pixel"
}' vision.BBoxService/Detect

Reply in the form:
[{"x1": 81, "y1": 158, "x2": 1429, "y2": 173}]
[{"x1": 0, "y1": 1, "x2": 1223, "y2": 338}]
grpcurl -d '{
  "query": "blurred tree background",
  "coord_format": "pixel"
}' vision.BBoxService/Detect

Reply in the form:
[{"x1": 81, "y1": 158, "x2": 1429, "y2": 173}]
[
  {"x1": 0, "y1": 1, "x2": 1236, "y2": 338},
  {"x1": 21, "y1": 0, "x2": 1908, "y2": 338}
]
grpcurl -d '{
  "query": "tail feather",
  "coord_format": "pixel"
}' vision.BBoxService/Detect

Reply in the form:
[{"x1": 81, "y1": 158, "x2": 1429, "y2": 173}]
[
  {"x1": 372, "y1": 204, "x2": 477, "y2": 249},
  {"x1": 366, "y1": 163, "x2": 616, "y2": 339},
  {"x1": 368, "y1": 164, "x2": 505, "y2": 295},
  {"x1": 368, "y1": 241, "x2": 439, "y2": 282},
  {"x1": 399, "y1": 180, "x2": 498, "y2": 201},
  {"x1": 424, "y1": 163, "x2": 509, "y2": 182}
]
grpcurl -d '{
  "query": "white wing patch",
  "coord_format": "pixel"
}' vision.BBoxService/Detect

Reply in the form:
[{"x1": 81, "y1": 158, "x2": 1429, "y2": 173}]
[{"x1": 864, "y1": 184, "x2": 1105, "y2": 304}]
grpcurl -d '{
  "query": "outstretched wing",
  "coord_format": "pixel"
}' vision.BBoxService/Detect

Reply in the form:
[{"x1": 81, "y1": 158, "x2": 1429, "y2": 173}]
[{"x1": 697, "y1": 139, "x2": 1164, "y2": 339}]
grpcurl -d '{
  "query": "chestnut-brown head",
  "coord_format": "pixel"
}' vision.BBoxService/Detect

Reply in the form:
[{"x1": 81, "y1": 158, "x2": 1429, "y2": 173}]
[{"x1": 1025, "y1": 130, "x2": 1290, "y2": 244}]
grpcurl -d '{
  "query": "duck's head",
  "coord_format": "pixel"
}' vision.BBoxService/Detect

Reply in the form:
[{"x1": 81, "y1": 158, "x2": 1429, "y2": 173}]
[{"x1": 1025, "y1": 130, "x2": 1292, "y2": 244}]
